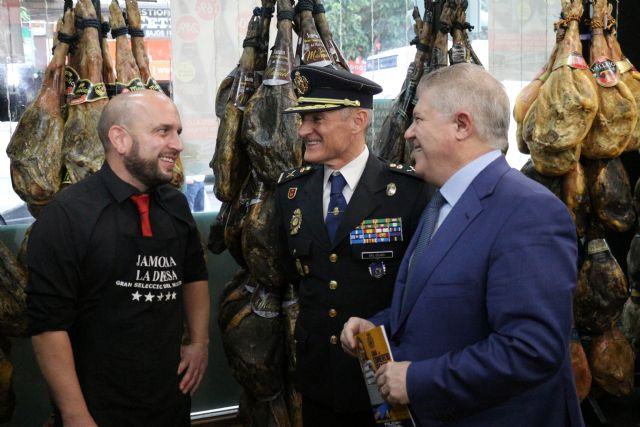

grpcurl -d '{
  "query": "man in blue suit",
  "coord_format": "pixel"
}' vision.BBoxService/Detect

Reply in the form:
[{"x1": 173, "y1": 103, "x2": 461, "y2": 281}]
[{"x1": 340, "y1": 63, "x2": 584, "y2": 427}]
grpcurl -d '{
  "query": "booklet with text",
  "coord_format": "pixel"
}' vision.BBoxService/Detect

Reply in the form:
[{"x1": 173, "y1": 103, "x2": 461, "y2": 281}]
[{"x1": 355, "y1": 325, "x2": 416, "y2": 426}]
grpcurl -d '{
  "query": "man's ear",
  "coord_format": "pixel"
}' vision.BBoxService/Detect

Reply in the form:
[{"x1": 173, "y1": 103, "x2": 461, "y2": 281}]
[
  {"x1": 454, "y1": 111, "x2": 473, "y2": 140},
  {"x1": 108, "y1": 125, "x2": 131, "y2": 155},
  {"x1": 351, "y1": 109, "x2": 369, "y2": 133}
]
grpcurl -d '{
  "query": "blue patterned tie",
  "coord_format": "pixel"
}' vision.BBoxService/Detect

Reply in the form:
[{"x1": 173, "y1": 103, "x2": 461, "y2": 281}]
[
  {"x1": 326, "y1": 172, "x2": 348, "y2": 243},
  {"x1": 405, "y1": 190, "x2": 446, "y2": 290}
]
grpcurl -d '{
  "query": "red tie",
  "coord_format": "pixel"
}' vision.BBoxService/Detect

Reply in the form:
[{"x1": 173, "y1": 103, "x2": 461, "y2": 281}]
[{"x1": 130, "y1": 194, "x2": 153, "y2": 237}]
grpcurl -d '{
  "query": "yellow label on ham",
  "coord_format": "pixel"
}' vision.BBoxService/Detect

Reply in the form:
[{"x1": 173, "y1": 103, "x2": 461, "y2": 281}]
[
  {"x1": 68, "y1": 80, "x2": 108, "y2": 105},
  {"x1": 115, "y1": 78, "x2": 146, "y2": 95},
  {"x1": 64, "y1": 66, "x2": 80, "y2": 95},
  {"x1": 553, "y1": 52, "x2": 589, "y2": 71},
  {"x1": 616, "y1": 58, "x2": 636, "y2": 75},
  {"x1": 587, "y1": 238, "x2": 610, "y2": 255}
]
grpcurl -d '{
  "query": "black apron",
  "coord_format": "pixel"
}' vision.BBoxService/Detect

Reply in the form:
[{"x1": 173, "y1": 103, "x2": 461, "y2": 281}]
[{"x1": 68, "y1": 204, "x2": 190, "y2": 427}]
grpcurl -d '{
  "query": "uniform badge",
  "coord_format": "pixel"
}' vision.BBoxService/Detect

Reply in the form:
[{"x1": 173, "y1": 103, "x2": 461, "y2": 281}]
[
  {"x1": 368, "y1": 261, "x2": 386, "y2": 279},
  {"x1": 386, "y1": 183, "x2": 396, "y2": 197},
  {"x1": 290, "y1": 208, "x2": 302, "y2": 235},
  {"x1": 288, "y1": 187, "x2": 298, "y2": 199},
  {"x1": 295, "y1": 259, "x2": 305, "y2": 276},
  {"x1": 293, "y1": 71, "x2": 310, "y2": 96}
]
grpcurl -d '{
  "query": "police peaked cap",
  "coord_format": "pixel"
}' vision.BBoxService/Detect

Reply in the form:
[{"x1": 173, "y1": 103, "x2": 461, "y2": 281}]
[{"x1": 284, "y1": 65, "x2": 383, "y2": 114}]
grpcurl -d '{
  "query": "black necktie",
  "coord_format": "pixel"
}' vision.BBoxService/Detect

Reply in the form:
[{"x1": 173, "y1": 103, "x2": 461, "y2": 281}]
[{"x1": 325, "y1": 172, "x2": 347, "y2": 243}]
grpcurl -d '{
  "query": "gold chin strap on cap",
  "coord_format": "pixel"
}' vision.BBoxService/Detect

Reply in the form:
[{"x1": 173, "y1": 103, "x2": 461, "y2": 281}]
[{"x1": 297, "y1": 97, "x2": 361, "y2": 107}]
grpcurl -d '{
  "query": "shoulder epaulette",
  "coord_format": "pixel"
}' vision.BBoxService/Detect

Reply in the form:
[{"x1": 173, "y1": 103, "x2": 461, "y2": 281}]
[
  {"x1": 386, "y1": 162, "x2": 421, "y2": 178},
  {"x1": 278, "y1": 165, "x2": 315, "y2": 184}
]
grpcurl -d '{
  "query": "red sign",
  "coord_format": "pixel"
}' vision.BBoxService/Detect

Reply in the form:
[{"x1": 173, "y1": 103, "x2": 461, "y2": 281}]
[
  {"x1": 348, "y1": 57, "x2": 366, "y2": 75},
  {"x1": 176, "y1": 15, "x2": 200, "y2": 41},
  {"x1": 196, "y1": 0, "x2": 220, "y2": 21}
]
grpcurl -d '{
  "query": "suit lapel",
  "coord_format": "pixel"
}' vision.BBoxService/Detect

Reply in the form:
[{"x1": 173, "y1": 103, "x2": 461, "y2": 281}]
[
  {"x1": 395, "y1": 193, "x2": 483, "y2": 330},
  {"x1": 298, "y1": 167, "x2": 332, "y2": 250},
  {"x1": 390, "y1": 227, "x2": 420, "y2": 334},
  {"x1": 332, "y1": 155, "x2": 384, "y2": 247},
  {"x1": 393, "y1": 156, "x2": 511, "y2": 333}
]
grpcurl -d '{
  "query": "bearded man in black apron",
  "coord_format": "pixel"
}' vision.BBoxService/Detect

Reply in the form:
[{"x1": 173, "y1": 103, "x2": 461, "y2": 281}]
[{"x1": 27, "y1": 90, "x2": 210, "y2": 427}]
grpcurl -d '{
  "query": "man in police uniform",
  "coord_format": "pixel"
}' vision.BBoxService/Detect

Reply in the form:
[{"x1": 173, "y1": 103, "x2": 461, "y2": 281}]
[{"x1": 276, "y1": 65, "x2": 431, "y2": 426}]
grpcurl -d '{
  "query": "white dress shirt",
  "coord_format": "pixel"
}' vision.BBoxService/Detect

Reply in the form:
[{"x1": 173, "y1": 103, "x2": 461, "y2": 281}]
[{"x1": 322, "y1": 145, "x2": 369, "y2": 219}]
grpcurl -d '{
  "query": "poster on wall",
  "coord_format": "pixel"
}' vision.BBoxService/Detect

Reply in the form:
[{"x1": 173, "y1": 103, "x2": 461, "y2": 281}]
[
  {"x1": 0, "y1": 0, "x2": 25, "y2": 63},
  {"x1": 171, "y1": 0, "x2": 218, "y2": 176},
  {"x1": 171, "y1": 0, "x2": 259, "y2": 179},
  {"x1": 488, "y1": 0, "x2": 558, "y2": 81}
]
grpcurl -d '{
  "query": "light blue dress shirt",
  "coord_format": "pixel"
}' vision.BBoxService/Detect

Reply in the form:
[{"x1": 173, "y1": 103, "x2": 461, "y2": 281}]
[{"x1": 435, "y1": 150, "x2": 502, "y2": 232}]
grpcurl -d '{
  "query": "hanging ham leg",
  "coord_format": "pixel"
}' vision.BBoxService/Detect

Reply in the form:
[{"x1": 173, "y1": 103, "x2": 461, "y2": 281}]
[
  {"x1": 562, "y1": 161, "x2": 589, "y2": 238},
  {"x1": 256, "y1": 1, "x2": 275, "y2": 82},
  {"x1": 431, "y1": 0, "x2": 456, "y2": 69},
  {"x1": 294, "y1": 0, "x2": 332, "y2": 68},
  {"x1": 126, "y1": 0, "x2": 161, "y2": 90},
  {"x1": 605, "y1": 9, "x2": 640, "y2": 152},
  {"x1": 243, "y1": 0, "x2": 302, "y2": 185},
  {"x1": 62, "y1": 0, "x2": 108, "y2": 184},
  {"x1": 6, "y1": 10, "x2": 74, "y2": 214},
  {"x1": 373, "y1": 5, "x2": 433, "y2": 164},
  {"x1": 525, "y1": 0, "x2": 598, "y2": 154},
  {"x1": 109, "y1": 0, "x2": 143, "y2": 92},
  {"x1": 100, "y1": 21, "x2": 116, "y2": 91},
  {"x1": 589, "y1": 326, "x2": 635, "y2": 397},
  {"x1": 570, "y1": 331, "x2": 592, "y2": 401},
  {"x1": 621, "y1": 294, "x2": 640, "y2": 355},
  {"x1": 582, "y1": 0, "x2": 637, "y2": 159},
  {"x1": 584, "y1": 158, "x2": 635, "y2": 232},
  {"x1": 312, "y1": 0, "x2": 349, "y2": 71},
  {"x1": 210, "y1": 11, "x2": 260, "y2": 202},
  {"x1": 0, "y1": 240, "x2": 28, "y2": 337},
  {"x1": 574, "y1": 238, "x2": 629, "y2": 335},
  {"x1": 514, "y1": 26, "x2": 564, "y2": 155}
]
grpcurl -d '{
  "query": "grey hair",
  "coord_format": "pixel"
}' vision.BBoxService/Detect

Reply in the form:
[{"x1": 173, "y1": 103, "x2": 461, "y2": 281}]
[
  {"x1": 340, "y1": 107, "x2": 373, "y2": 129},
  {"x1": 416, "y1": 63, "x2": 510, "y2": 150}
]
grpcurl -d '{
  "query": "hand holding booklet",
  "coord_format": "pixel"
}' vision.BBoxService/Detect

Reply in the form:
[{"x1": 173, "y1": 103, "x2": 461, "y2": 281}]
[{"x1": 355, "y1": 325, "x2": 416, "y2": 426}]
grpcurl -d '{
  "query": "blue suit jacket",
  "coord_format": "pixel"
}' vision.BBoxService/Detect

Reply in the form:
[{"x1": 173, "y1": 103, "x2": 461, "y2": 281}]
[{"x1": 371, "y1": 157, "x2": 584, "y2": 427}]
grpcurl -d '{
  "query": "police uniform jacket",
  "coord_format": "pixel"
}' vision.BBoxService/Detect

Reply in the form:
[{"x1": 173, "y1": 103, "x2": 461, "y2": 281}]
[{"x1": 276, "y1": 153, "x2": 430, "y2": 412}]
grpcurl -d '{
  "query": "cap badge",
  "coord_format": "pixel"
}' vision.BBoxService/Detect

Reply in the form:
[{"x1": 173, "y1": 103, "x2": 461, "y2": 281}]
[{"x1": 293, "y1": 71, "x2": 310, "y2": 96}]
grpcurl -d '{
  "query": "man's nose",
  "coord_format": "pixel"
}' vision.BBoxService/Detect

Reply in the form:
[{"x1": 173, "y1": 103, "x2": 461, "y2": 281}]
[
  {"x1": 298, "y1": 119, "x2": 312, "y2": 138},
  {"x1": 169, "y1": 133, "x2": 184, "y2": 152},
  {"x1": 404, "y1": 122, "x2": 415, "y2": 141}
]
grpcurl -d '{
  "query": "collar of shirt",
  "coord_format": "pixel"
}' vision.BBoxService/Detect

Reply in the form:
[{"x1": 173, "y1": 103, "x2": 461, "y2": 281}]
[
  {"x1": 98, "y1": 162, "x2": 156, "y2": 203},
  {"x1": 436, "y1": 149, "x2": 502, "y2": 228},
  {"x1": 322, "y1": 145, "x2": 369, "y2": 217}
]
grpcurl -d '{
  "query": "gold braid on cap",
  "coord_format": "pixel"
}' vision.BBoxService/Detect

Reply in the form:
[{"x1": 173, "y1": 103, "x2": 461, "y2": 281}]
[{"x1": 297, "y1": 97, "x2": 361, "y2": 107}]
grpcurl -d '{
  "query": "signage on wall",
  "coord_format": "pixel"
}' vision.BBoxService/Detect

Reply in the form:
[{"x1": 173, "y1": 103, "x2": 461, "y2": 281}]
[{"x1": 140, "y1": 7, "x2": 171, "y2": 39}]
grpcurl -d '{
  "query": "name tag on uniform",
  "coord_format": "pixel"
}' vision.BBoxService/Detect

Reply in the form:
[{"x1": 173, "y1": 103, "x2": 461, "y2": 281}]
[
  {"x1": 350, "y1": 218, "x2": 403, "y2": 245},
  {"x1": 361, "y1": 251, "x2": 394, "y2": 260}
]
